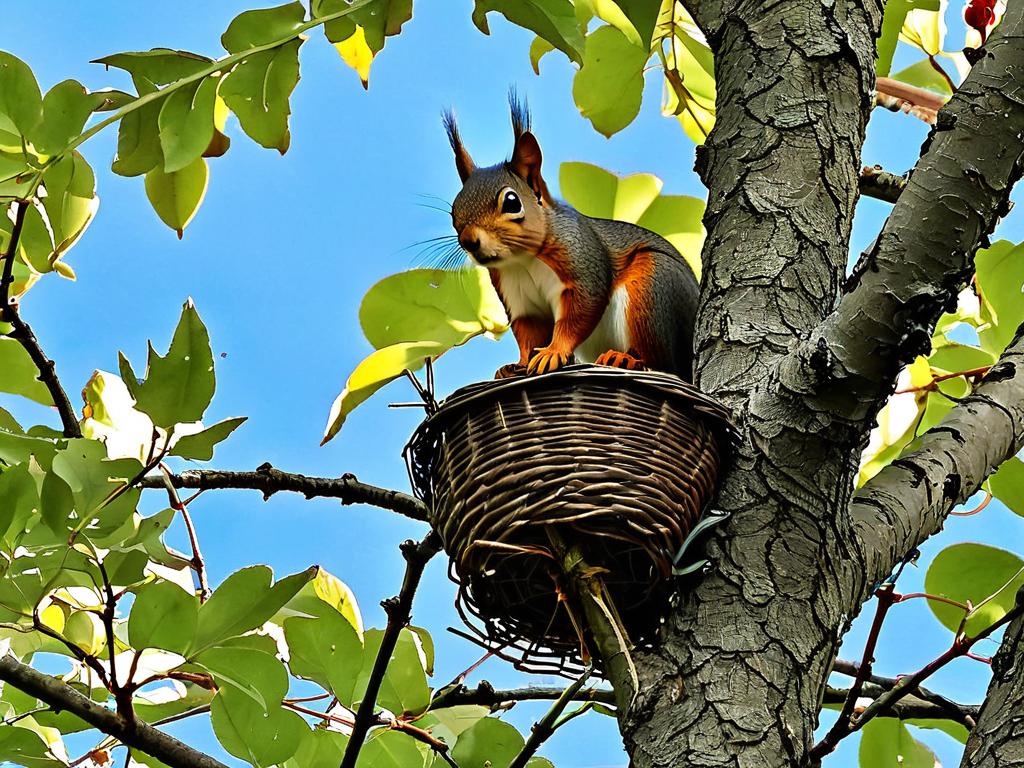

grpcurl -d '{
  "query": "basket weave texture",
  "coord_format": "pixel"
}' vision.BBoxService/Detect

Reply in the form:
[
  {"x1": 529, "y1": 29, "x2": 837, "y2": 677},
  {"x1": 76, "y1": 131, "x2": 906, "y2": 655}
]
[{"x1": 405, "y1": 365, "x2": 734, "y2": 673}]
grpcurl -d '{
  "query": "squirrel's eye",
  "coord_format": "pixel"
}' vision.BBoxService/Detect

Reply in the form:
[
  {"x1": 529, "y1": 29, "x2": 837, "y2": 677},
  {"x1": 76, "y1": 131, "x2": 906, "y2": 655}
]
[{"x1": 501, "y1": 190, "x2": 523, "y2": 215}]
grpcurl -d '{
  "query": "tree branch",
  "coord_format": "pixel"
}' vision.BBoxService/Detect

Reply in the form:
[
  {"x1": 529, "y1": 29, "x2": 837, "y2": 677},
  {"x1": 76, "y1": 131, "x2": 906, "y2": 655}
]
[
  {"x1": 339, "y1": 532, "x2": 441, "y2": 768},
  {"x1": 859, "y1": 165, "x2": 907, "y2": 203},
  {"x1": 782, "y1": 1, "x2": 1024, "y2": 427},
  {"x1": 873, "y1": 76, "x2": 947, "y2": 125},
  {"x1": 852, "y1": 324, "x2": 1024, "y2": 591},
  {"x1": 143, "y1": 463, "x2": 428, "y2": 521},
  {"x1": 822, "y1": 685, "x2": 979, "y2": 723},
  {"x1": 429, "y1": 681, "x2": 615, "y2": 710},
  {"x1": 2, "y1": 201, "x2": 82, "y2": 439},
  {"x1": 961, "y1": 588, "x2": 1024, "y2": 768},
  {"x1": 0, "y1": 654, "x2": 227, "y2": 768}
]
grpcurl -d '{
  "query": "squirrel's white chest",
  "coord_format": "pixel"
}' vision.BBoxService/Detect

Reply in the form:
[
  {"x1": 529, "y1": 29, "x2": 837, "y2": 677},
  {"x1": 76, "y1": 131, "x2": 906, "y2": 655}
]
[{"x1": 497, "y1": 260, "x2": 564, "y2": 320}]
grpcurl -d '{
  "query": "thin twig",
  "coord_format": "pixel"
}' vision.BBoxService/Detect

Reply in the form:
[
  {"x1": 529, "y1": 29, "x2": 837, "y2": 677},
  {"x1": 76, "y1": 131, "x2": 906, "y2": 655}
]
[
  {"x1": 429, "y1": 681, "x2": 615, "y2": 710},
  {"x1": 509, "y1": 664, "x2": 593, "y2": 768},
  {"x1": 339, "y1": 532, "x2": 442, "y2": 768},
  {"x1": 822, "y1": 685, "x2": 979, "y2": 721},
  {"x1": 143, "y1": 463, "x2": 428, "y2": 522},
  {"x1": 814, "y1": 586, "x2": 897, "y2": 757},
  {"x1": 894, "y1": 366, "x2": 991, "y2": 394},
  {"x1": 0, "y1": 654, "x2": 228, "y2": 768},
  {"x1": 1, "y1": 203, "x2": 81, "y2": 439},
  {"x1": 388, "y1": 719, "x2": 459, "y2": 768},
  {"x1": 159, "y1": 463, "x2": 211, "y2": 601}
]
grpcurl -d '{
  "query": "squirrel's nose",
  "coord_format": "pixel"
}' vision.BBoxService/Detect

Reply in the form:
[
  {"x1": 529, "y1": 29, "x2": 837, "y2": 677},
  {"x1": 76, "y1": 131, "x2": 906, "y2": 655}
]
[{"x1": 459, "y1": 232, "x2": 481, "y2": 253}]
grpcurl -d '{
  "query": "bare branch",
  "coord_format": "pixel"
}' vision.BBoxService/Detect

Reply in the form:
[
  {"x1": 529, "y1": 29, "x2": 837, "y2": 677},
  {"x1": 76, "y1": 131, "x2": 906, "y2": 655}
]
[
  {"x1": 0, "y1": 654, "x2": 227, "y2": 768},
  {"x1": 429, "y1": 681, "x2": 615, "y2": 710},
  {"x1": 873, "y1": 76, "x2": 947, "y2": 124},
  {"x1": 961, "y1": 589, "x2": 1024, "y2": 768},
  {"x1": 159, "y1": 464, "x2": 211, "y2": 601},
  {"x1": 143, "y1": 463, "x2": 428, "y2": 522},
  {"x1": 852, "y1": 324, "x2": 1024, "y2": 592},
  {"x1": 822, "y1": 686, "x2": 979, "y2": 723},
  {"x1": 339, "y1": 533, "x2": 442, "y2": 768}
]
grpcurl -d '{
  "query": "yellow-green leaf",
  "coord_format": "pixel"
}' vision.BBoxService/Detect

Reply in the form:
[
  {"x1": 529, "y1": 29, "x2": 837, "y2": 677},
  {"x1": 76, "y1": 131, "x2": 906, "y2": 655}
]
[
  {"x1": 359, "y1": 268, "x2": 508, "y2": 351},
  {"x1": 158, "y1": 75, "x2": 219, "y2": 173},
  {"x1": 573, "y1": 25, "x2": 648, "y2": 137},
  {"x1": 220, "y1": 40, "x2": 302, "y2": 153},
  {"x1": 321, "y1": 341, "x2": 446, "y2": 444},
  {"x1": 144, "y1": 157, "x2": 208, "y2": 237}
]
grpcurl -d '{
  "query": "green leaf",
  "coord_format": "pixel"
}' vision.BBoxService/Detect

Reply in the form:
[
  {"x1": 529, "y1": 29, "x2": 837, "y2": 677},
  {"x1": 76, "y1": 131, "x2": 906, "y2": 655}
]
[
  {"x1": 144, "y1": 156, "x2": 208, "y2": 237},
  {"x1": 195, "y1": 644, "x2": 289, "y2": 711},
  {"x1": 93, "y1": 49, "x2": 213, "y2": 86},
  {"x1": 360, "y1": 268, "x2": 508, "y2": 351},
  {"x1": 0, "y1": 428, "x2": 57, "y2": 466},
  {"x1": 472, "y1": 0, "x2": 584, "y2": 64},
  {"x1": 118, "y1": 299, "x2": 216, "y2": 428},
  {"x1": 111, "y1": 77, "x2": 163, "y2": 177},
  {"x1": 275, "y1": 565, "x2": 363, "y2": 635},
  {"x1": 450, "y1": 717, "x2": 526, "y2": 768},
  {"x1": 221, "y1": 2, "x2": 307, "y2": 51},
  {"x1": 0, "y1": 462, "x2": 40, "y2": 552},
  {"x1": 976, "y1": 240, "x2": 1024, "y2": 355},
  {"x1": 190, "y1": 565, "x2": 315, "y2": 653},
  {"x1": 220, "y1": 40, "x2": 303, "y2": 153},
  {"x1": 606, "y1": 0, "x2": 660, "y2": 49},
  {"x1": 32, "y1": 80, "x2": 102, "y2": 155},
  {"x1": 39, "y1": 470, "x2": 73, "y2": 534},
  {"x1": 890, "y1": 59, "x2": 953, "y2": 96},
  {"x1": 211, "y1": 689, "x2": 308, "y2": 768},
  {"x1": 0, "y1": 724, "x2": 66, "y2": 768},
  {"x1": 989, "y1": 457, "x2": 1024, "y2": 518},
  {"x1": 408, "y1": 625, "x2": 434, "y2": 676},
  {"x1": 0, "y1": 52, "x2": 42, "y2": 138},
  {"x1": 158, "y1": 75, "x2": 219, "y2": 173},
  {"x1": 80, "y1": 369, "x2": 157, "y2": 463},
  {"x1": 927, "y1": 342, "x2": 995, "y2": 374},
  {"x1": 572, "y1": 25, "x2": 648, "y2": 137},
  {"x1": 321, "y1": 341, "x2": 446, "y2": 444},
  {"x1": 284, "y1": 607, "x2": 364, "y2": 705},
  {"x1": 39, "y1": 151, "x2": 98, "y2": 265},
  {"x1": 412, "y1": 706, "x2": 489, "y2": 746},
  {"x1": 0, "y1": 338, "x2": 53, "y2": 405},
  {"x1": 358, "y1": 729, "x2": 422, "y2": 768},
  {"x1": 559, "y1": 161, "x2": 662, "y2": 222},
  {"x1": 51, "y1": 438, "x2": 141, "y2": 525},
  {"x1": 904, "y1": 718, "x2": 970, "y2": 745},
  {"x1": 354, "y1": 628, "x2": 430, "y2": 717},
  {"x1": 859, "y1": 718, "x2": 938, "y2": 768},
  {"x1": 876, "y1": 0, "x2": 940, "y2": 76},
  {"x1": 316, "y1": 0, "x2": 413, "y2": 87},
  {"x1": 925, "y1": 543, "x2": 1024, "y2": 635},
  {"x1": 559, "y1": 161, "x2": 704, "y2": 276},
  {"x1": 285, "y1": 729, "x2": 348, "y2": 768},
  {"x1": 129, "y1": 580, "x2": 199, "y2": 654},
  {"x1": 0, "y1": 407, "x2": 21, "y2": 432},
  {"x1": 168, "y1": 417, "x2": 246, "y2": 461},
  {"x1": 529, "y1": 36, "x2": 556, "y2": 74},
  {"x1": 527, "y1": 759, "x2": 555, "y2": 768}
]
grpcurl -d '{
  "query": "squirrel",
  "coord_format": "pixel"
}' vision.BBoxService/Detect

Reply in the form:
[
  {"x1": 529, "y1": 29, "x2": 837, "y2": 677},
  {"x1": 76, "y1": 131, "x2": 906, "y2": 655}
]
[{"x1": 444, "y1": 94, "x2": 700, "y2": 381}]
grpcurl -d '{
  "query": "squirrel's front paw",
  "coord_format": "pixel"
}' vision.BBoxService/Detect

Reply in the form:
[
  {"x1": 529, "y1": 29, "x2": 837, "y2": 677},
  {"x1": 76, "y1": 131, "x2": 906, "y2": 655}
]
[
  {"x1": 527, "y1": 348, "x2": 573, "y2": 375},
  {"x1": 494, "y1": 363, "x2": 527, "y2": 379}
]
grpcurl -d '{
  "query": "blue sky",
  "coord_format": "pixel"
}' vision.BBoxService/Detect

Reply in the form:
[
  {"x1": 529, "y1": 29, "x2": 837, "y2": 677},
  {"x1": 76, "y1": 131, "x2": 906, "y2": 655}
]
[{"x1": 4, "y1": 2, "x2": 1024, "y2": 767}]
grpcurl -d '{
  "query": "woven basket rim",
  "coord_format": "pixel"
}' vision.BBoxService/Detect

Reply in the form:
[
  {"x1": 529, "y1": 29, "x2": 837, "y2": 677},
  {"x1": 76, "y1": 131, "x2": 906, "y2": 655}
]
[{"x1": 408, "y1": 364, "x2": 738, "y2": 450}]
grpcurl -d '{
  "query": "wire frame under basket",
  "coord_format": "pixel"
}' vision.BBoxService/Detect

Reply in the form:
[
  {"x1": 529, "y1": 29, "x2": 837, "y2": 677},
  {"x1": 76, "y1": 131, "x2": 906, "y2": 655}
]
[{"x1": 404, "y1": 365, "x2": 735, "y2": 674}]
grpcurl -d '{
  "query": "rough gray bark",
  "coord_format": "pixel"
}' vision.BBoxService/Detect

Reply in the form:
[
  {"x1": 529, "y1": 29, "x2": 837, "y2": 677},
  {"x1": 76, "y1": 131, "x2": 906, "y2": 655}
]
[
  {"x1": 616, "y1": 1, "x2": 1024, "y2": 766},
  {"x1": 961, "y1": 592, "x2": 1024, "y2": 768}
]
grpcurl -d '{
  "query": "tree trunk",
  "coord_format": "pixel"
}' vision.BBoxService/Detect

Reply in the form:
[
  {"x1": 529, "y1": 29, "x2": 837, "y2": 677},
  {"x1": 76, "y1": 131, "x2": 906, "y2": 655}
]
[{"x1": 616, "y1": 0, "x2": 1024, "y2": 765}]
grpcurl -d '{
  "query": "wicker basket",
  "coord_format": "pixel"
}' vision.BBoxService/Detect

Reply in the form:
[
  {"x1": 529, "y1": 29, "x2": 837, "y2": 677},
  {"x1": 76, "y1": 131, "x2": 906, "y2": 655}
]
[{"x1": 405, "y1": 365, "x2": 734, "y2": 674}]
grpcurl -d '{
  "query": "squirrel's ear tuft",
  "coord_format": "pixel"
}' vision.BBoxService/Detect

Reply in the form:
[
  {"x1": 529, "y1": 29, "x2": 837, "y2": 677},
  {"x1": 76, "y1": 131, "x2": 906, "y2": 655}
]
[
  {"x1": 509, "y1": 87, "x2": 531, "y2": 141},
  {"x1": 510, "y1": 131, "x2": 550, "y2": 203},
  {"x1": 442, "y1": 109, "x2": 475, "y2": 183}
]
